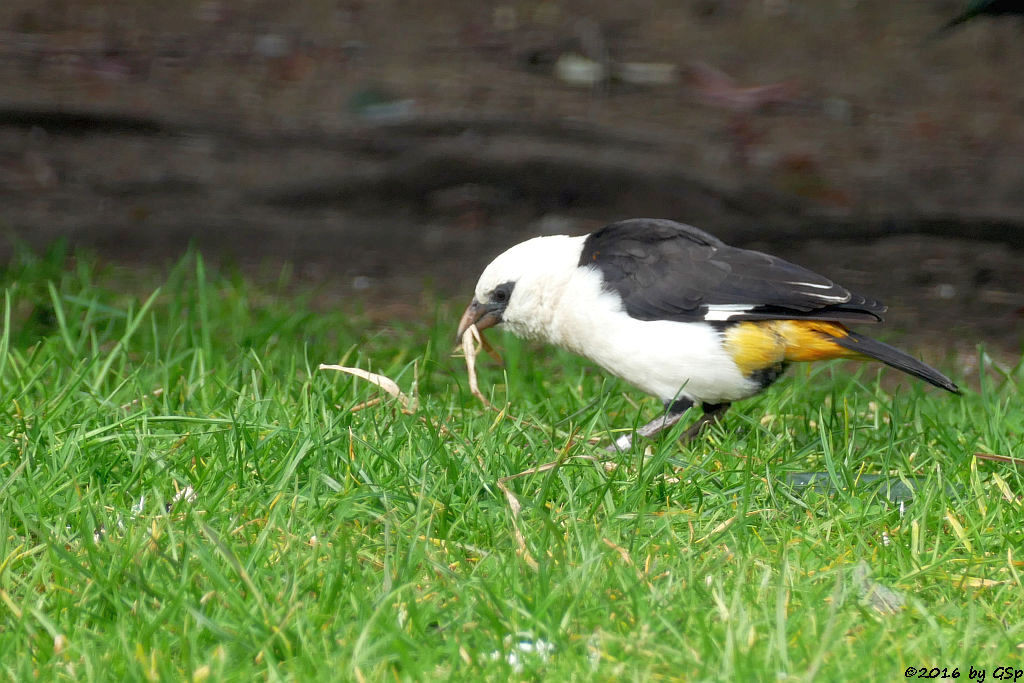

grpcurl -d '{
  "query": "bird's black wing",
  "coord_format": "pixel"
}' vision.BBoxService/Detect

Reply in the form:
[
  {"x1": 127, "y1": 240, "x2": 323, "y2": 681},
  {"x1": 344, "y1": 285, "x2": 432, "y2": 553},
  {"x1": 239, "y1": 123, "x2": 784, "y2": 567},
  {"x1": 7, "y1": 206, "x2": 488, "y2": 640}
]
[{"x1": 579, "y1": 218, "x2": 885, "y2": 323}]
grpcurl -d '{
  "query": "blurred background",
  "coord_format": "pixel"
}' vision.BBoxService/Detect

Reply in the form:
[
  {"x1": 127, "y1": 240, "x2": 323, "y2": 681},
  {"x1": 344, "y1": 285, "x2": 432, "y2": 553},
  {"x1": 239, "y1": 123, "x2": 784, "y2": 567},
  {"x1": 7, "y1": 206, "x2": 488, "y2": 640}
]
[{"x1": 0, "y1": 0, "x2": 1021, "y2": 358}]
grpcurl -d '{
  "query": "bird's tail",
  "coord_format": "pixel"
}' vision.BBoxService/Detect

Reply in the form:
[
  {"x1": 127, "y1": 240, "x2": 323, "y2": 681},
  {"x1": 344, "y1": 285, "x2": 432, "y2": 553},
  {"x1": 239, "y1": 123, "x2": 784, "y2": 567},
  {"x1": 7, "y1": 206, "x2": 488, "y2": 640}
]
[
  {"x1": 828, "y1": 330, "x2": 960, "y2": 394},
  {"x1": 725, "y1": 320, "x2": 960, "y2": 394}
]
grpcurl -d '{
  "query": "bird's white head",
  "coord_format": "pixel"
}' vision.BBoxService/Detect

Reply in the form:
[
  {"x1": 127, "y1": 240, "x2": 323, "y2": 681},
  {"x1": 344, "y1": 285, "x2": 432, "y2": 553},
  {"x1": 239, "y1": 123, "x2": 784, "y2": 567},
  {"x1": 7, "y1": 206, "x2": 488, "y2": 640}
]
[{"x1": 457, "y1": 234, "x2": 584, "y2": 342}]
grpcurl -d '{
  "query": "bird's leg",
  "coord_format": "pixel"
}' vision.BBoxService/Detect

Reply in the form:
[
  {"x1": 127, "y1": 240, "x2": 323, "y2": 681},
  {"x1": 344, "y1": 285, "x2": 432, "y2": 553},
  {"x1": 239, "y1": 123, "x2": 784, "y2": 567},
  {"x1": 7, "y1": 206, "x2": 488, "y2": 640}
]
[
  {"x1": 607, "y1": 398, "x2": 694, "y2": 452},
  {"x1": 677, "y1": 402, "x2": 731, "y2": 444}
]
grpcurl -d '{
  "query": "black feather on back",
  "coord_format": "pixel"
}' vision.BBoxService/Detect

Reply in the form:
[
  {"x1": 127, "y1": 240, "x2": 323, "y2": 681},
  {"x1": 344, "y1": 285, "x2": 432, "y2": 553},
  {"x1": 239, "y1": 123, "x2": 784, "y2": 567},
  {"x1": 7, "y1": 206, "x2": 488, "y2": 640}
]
[{"x1": 579, "y1": 219, "x2": 886, "y2": 324}]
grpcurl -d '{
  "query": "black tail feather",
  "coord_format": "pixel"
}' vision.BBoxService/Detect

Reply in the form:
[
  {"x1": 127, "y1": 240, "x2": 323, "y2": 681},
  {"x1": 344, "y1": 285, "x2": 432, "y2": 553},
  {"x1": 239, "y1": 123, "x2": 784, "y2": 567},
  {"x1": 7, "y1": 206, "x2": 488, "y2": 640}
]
[{"x1": 832, "y1": 331, "x2": 960, "y2": 394}]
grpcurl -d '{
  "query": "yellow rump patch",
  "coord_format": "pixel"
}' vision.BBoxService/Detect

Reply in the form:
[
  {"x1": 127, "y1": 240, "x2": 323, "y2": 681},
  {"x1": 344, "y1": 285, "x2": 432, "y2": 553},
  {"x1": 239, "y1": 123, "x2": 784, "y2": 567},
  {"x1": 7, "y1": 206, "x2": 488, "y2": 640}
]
[{"x1": 723, "y1": 320, "x2": 861, "y2": 376}]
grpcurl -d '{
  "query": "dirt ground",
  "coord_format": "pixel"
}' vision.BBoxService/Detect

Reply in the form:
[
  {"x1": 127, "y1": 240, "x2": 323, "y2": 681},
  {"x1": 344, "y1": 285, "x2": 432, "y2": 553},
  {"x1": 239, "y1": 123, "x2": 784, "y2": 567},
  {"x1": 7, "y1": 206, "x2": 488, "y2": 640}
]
[{"x1": 0, "y1": 0, "x2": 1022, "y2": 359}]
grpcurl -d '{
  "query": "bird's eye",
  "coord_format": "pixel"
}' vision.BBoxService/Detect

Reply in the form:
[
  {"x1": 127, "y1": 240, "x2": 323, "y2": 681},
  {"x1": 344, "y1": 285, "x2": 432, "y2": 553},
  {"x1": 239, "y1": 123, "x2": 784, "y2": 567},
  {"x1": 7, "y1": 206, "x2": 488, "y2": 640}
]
[{"x1": 491, "y1": 282, "x2": 514, "y2": 304}]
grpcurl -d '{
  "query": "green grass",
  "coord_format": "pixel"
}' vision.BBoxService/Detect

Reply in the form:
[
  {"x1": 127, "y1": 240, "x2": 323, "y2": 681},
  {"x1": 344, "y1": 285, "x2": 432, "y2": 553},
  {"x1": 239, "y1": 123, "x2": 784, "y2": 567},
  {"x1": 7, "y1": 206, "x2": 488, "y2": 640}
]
[{"x1": 1, "y1": 245, "x2": 1023, "y2": 681}]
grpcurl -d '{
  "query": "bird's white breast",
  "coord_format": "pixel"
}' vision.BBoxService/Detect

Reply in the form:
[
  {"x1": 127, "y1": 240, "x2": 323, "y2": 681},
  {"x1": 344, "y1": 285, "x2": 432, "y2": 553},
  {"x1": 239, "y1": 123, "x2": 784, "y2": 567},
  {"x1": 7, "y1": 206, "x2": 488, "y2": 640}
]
[{"x1": 545, "y1": 263, "x2": 758, "y2": 404}]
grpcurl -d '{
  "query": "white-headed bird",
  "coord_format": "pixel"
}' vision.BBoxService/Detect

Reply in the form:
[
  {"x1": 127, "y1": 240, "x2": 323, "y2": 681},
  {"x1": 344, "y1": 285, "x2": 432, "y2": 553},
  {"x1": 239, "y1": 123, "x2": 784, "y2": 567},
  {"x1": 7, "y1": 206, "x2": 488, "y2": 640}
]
[{"x1": 457, "y1": 219, "x2": 958, "y2": 450}]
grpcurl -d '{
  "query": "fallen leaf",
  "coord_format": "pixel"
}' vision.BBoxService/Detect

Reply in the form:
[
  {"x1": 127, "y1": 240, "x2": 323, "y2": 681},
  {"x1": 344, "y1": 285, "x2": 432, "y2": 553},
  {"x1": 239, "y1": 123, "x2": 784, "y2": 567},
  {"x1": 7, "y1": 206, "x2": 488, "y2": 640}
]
[{"x1": 852, "y1": 561, "x2": 905, "y2": 615}]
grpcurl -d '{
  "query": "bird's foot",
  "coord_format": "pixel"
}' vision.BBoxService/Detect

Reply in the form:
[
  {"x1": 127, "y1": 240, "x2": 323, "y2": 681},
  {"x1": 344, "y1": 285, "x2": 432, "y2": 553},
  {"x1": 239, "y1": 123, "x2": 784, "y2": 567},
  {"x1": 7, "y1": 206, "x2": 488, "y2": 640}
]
[
  {"x1": 605, "y1": 399, "x2": 693, "y2": 452},
  {"x1": 676, "y1": 402, "x2": 730, "y2": 445},
  {"x1": 605, "y1": 401, "x2": 730, "y2": 452}
]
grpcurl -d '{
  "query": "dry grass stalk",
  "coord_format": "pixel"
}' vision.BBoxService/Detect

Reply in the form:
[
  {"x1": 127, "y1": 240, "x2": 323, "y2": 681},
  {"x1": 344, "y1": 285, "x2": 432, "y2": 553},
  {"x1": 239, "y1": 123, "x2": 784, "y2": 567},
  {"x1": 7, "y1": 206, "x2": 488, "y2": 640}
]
[
  {"x1": 318, "y1": 364, "x2": 417, "y2": 413},
  {"x1": 461, "y1": 324, "x2": 494, "y2": 408}
]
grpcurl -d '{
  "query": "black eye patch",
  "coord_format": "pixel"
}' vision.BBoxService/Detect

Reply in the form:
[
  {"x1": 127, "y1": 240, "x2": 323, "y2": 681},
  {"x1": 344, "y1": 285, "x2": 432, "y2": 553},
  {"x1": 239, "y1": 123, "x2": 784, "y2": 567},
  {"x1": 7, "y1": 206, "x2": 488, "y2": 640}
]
[{"x1": 490, "y1": 281, "x2": 515, "y2": 304}]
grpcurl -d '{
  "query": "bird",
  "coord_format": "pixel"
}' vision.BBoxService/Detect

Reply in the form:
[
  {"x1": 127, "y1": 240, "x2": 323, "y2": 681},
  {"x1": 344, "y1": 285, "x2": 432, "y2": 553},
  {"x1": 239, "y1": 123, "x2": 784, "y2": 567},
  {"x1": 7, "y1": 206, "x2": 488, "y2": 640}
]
[
  {"x1": 456, "y1": 218, "x2": 959, "y2": 451},
  {"x1": 929, "y1": 0, "x2": 1024, "y2": 38}
]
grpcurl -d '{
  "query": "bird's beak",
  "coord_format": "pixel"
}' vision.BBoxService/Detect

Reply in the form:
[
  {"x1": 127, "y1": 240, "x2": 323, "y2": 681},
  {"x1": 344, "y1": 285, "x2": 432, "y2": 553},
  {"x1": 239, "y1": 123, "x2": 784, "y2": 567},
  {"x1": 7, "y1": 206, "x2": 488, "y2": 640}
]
[{"x1": 456, "y1": 298, "x2": 504, "y2": 342}]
